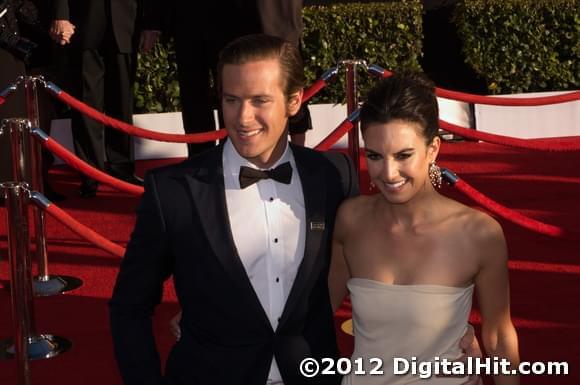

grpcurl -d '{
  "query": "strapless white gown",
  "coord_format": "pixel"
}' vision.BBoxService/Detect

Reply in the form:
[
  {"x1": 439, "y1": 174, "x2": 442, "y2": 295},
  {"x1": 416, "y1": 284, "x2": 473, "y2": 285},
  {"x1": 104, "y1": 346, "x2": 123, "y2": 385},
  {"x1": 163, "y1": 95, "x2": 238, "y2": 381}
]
[{"x1": 342, "y1": 278, "x2": 474, "y2": 385}]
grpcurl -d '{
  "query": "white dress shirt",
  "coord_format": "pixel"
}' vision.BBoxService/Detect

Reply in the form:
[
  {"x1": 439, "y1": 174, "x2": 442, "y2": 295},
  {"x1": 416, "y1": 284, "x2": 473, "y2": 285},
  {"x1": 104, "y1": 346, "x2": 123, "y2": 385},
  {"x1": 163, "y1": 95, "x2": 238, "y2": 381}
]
[{"x1": 223, "y1": 140, "x2": 306, "y2": 385}]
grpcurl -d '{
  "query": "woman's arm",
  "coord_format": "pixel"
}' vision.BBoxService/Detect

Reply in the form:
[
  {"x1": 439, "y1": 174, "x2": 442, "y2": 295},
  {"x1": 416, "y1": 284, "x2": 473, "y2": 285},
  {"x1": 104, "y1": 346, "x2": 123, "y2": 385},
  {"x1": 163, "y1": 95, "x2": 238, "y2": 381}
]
[
  {"x1": 474, "y1": 215, "x2": 520, "y2": 385},
  {"x1": 328, "y1": 202, "x2": 352, "y2": 314}
]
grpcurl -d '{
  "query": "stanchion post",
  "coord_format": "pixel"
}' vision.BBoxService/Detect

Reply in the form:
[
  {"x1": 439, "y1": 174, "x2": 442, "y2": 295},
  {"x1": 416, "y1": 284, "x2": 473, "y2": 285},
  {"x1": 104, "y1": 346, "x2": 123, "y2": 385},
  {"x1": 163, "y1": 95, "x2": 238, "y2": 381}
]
[
  {"x1": 0, "y1": 181, "x2": 72, "y2": 361},
  {"x1": 3, "y1": 118, "x2": 29, "y2": 182},
  {"x1": 0, "y1": 182, "x2": 33, "y2": 385},
  {"x1": 343, "y1": 60, "x2": 363, "y2": 180},
  {"x1": 24, "y1": 78, "x2": 51, "y2": 282},
  {"x1": 24, "y1": 77, "x2": 83, "y2": 296}
]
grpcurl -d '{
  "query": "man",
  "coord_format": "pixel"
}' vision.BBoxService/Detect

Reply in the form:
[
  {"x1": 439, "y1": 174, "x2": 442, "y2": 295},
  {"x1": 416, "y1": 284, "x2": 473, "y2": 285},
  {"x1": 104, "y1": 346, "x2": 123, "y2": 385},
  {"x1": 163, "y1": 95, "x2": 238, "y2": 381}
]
[
  {"x1": 110, "y1": 34, "x2": 481, "y2": 385},
  {"x1": 49, "y1": 0, "x2": 159, "y2": 196},
  {"x1": 109, "y1": 34, "x2": 356, "y2": 385}
]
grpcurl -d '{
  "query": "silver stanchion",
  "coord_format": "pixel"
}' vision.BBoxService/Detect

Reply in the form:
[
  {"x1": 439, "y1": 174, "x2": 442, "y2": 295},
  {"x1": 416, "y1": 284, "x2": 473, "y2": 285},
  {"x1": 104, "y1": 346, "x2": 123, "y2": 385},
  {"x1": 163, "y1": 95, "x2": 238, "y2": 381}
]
[
  {"x1": 0, "y1": 182, "x2": 71, "y2": 366},
  {"x1": 1, "y1": 117, "x2": 82, "y2": 295},
  {"x1": 0, "y1": 181, "x2": 32, "y2": 384},
  {"x1": 341, "y1": 60, "x2": 365, "y2": 180},
  {"x1": 24, "y1": 77, "x2": 83, "y2": 296}
]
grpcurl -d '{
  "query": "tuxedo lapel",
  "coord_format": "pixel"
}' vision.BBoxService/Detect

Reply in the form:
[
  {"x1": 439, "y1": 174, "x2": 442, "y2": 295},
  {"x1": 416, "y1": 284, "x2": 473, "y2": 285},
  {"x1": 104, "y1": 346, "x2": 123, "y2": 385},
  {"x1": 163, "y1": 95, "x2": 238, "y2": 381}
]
[
  {"x1": 279, "y1": 145, "x2": 328, "y2": 326},
  {"x1": 183, "y1": 146, "x2": 272, "y2": 330}
]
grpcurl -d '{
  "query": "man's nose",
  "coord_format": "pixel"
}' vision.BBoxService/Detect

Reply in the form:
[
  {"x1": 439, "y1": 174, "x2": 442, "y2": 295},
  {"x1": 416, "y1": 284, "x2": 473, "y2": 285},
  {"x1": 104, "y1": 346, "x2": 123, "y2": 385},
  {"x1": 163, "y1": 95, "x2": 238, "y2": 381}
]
[{"x1": 238, "y1": 101, "x2": 254, "y2": 126}]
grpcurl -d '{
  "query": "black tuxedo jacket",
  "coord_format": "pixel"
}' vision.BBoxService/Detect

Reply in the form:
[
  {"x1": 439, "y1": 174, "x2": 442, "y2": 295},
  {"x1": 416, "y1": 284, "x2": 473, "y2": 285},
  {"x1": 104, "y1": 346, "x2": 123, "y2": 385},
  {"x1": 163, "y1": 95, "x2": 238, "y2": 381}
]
[{"x1": 109, "y1": 143, "x2": 358, "y2": 385}]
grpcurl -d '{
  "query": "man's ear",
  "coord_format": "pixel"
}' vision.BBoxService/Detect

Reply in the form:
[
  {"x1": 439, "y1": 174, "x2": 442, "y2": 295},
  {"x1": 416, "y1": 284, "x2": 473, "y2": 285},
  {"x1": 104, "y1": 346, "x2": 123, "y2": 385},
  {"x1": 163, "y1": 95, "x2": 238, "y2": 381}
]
[{"x1": 287, "y1": 89, "x2": 304, "y2": 117}]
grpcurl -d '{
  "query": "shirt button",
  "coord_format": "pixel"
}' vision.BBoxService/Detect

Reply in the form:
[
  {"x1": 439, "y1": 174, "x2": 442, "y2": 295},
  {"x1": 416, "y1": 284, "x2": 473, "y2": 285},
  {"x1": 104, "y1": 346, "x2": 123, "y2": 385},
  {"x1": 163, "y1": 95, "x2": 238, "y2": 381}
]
[
  {"x1": 276, "y1": 277, "x2": 280, "y2": 283},
  {"x1": 269, "y1": 197, "x2": 274, "y2": 202},
  {"x1": 274, "y1": 238, "x2": 278, "y2": 243}
]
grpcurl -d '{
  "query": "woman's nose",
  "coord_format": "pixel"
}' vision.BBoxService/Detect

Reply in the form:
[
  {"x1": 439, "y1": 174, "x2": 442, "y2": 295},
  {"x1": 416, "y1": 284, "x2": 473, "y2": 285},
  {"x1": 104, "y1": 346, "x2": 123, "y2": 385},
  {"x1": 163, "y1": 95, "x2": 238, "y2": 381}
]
[{"x1": 382, "y1": 159, "x2": 399, "y2": 181}]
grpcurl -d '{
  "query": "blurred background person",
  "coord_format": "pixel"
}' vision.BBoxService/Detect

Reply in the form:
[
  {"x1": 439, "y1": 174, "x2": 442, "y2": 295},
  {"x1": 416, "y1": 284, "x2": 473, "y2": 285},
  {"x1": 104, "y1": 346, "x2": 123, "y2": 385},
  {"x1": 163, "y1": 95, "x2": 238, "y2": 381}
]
[
  {"x1": 164, "y1": 0, "x2": 311, "y2": 157},
  {"x1": 49, "y1": 0, "x2": 161, "y2": 197},
  {"x1": 164, "y1": 0, "x2": 260, "y2": 157},
  {"x1": 256, "y1": 0, "x2": 312, "y2": 146},
  {"x1": 1, "y1": 0, "x2": 65, "y2": 202}
]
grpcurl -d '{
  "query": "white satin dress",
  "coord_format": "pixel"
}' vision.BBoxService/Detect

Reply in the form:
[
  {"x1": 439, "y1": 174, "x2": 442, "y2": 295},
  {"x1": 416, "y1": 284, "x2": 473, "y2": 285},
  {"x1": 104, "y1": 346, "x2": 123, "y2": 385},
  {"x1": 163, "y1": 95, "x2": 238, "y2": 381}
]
[{"x1": 341, "y1": 278, "x2": 474, "y2": 385}]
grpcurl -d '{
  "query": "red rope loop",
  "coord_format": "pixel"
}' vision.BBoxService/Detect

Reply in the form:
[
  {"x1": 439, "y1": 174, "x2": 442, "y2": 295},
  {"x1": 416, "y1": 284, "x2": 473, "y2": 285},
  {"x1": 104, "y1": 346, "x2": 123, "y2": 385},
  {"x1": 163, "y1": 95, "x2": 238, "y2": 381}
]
[
  {"x1": 440, "y1": 120, "x2": 580, "y2": 152},
  {"x1": 44, "y1": 78, "x2": 330, "y2": 144},
  {"x1": 0, "y1": 80, "x2": 21, "y2": 106},
  {"x1": 38, "y1": 198, "x2": 126, "y2": 257},
  {"x1": 303, "y1": 79, "x2": 327, "y2": 103},
  {"x1": 372, "y1": 65, "x2": 580, "y2": 106},
  {"x1": 436, "y1": 88, "x2": 580, "y2": 106},
  {"x1": 444, "y1": 170, "x2": 580, "y2": 240},
  {"x1": 36, "y1": 131, "x2": 144, "y2": 196},
  {"x1": 314, "y1": 120, "x2": 354, "y2": 151},
  {"x1": 50, "y1": 87, "x2": 226, "y2": 143}
]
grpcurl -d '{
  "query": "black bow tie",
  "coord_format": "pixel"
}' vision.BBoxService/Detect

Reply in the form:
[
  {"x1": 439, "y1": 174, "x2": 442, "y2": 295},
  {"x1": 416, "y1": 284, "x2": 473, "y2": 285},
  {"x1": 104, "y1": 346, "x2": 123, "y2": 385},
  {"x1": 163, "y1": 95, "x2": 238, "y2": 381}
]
[{"x1": 239, "y1": 162, "x2": 293, "y2": 189}]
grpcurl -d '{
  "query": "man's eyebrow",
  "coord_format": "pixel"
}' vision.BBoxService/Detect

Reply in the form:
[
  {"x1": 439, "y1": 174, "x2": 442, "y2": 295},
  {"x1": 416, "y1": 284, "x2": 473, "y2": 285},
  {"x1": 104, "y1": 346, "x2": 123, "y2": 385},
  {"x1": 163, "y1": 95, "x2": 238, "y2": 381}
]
[{"x1": 222, "y1": 93, "x2": 273, "y2": 99}]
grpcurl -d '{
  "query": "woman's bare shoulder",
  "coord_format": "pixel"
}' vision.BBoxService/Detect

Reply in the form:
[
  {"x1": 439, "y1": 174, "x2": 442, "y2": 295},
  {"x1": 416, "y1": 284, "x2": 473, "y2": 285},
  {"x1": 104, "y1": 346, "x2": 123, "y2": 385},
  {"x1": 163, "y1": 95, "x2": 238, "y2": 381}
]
[
  {"x1": 440, "y1": 197, "x2": 504, "y2": 241},
  {"x1": 338, "y1": 194, "x2": 375, "y2": 216},
  {"x1": 335, "y1": 195, "x2": 375, "y2": 233}
]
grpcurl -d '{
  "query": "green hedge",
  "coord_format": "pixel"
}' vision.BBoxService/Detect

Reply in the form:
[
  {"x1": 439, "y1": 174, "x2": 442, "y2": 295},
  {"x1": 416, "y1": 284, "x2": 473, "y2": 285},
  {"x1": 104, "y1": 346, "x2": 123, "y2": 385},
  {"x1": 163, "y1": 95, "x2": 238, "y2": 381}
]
[
  {"x1": 454, "y1": 0, "x2": 579, "y2": 94},
  {"x1": 301, "y1": 0, "x2": 423, "y2": 103},
  {"x1": 134, "y1": 0, "x2": 579, "y2": 113},
  {"x1": 134, "y1": 0, "x2": 423, "y2": 113},
  {"x1": 134, "y1": 38, "x2": 180, "y2": 113}
]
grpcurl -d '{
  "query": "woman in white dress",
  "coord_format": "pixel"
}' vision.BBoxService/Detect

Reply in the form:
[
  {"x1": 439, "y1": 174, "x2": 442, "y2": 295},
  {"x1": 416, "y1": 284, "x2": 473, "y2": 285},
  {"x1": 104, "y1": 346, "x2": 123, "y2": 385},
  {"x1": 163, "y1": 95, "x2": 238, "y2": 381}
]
[{"x1": 329, "y1": 72, "x2": 520, "y2": 385}]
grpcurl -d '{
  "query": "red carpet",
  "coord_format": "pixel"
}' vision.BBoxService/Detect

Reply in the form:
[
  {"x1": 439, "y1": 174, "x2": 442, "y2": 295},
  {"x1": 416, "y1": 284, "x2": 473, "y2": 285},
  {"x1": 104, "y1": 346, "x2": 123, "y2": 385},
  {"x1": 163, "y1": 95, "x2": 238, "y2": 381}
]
[{"x1": 1, "y1": 141, "x2": 579, "y2": 384}]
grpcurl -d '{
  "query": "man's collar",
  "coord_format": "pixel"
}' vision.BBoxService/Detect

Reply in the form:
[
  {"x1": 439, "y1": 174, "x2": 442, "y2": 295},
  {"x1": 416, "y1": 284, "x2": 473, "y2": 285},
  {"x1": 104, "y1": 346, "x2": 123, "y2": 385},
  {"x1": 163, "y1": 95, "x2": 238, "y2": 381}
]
[{"x1": 223, "y1": 139, "x2": 293, "y2": 176}]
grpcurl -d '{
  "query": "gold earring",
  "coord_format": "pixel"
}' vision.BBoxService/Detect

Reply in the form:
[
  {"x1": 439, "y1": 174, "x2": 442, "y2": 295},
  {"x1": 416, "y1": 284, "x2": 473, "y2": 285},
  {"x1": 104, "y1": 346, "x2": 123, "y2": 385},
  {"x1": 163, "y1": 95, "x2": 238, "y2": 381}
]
[{"x1": 429, "y1": 161, "x2": 442, "y2": 189}]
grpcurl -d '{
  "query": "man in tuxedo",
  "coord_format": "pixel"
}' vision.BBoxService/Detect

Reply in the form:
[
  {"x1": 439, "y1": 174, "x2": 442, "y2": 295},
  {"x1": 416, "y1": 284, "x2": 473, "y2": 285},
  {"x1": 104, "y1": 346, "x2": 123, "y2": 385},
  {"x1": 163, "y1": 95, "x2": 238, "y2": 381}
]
[
  {"x1": 109, "y1": 34, "x2": 357, "y2": 385},
  {"x1": 49, "y1": 0, "x2": 160, "y2": 196}
]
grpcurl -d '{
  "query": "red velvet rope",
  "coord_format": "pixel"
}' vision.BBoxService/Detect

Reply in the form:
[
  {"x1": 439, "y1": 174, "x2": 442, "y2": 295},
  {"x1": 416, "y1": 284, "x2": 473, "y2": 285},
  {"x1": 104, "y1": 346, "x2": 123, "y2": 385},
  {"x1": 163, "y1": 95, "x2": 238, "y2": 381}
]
[
  {"x1": 53, "y1": 90, "x2": 227, "y2": 143},
  {"x1": 45, "y1": 83, "x2": 580, "y2": 153},
  {"x1": 314, "y1": 119, "x2": 355, "y2": 151},
  {"x1": 453, "y1": 179, "x2": 580, "y2": 240},
  {"x1": 42, "y1": 136, "x2": 144, "y2": 196},
  {"x1": 303, "y1": 79, "x2": 327, "y2": 103},
  {"x1": 48, "y1": 79, "x2": 327, "y2": 145},
  {"x1": 378, "y1": 68, "x2": 580, "y2": 106},
  {"x1": 44, "y1": 203, "x2": 126, "y2": 257},
  {"x1": 0, "y1": 81, "x2": 19, "y2": 106},
  {"x1": 439, "y1": 120, "x2": 580, "y2": 152},
  {"x1": 436, "y1": 88, "x2": 580, "y2": 106}
]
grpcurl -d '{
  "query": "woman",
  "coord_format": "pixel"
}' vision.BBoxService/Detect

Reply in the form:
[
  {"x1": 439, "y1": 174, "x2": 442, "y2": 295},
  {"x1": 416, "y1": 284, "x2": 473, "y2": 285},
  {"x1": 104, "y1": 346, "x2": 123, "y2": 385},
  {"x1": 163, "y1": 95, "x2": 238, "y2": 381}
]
[{"x1": 329, "y1": 72, "x2": 519, "y2": 385}]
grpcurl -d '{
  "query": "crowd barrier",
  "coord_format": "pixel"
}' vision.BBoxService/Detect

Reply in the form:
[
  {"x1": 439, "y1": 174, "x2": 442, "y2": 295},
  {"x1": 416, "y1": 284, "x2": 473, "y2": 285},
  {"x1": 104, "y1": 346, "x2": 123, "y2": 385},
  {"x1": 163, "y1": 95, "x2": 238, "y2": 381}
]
[
  {"x1": 0, "y1": 182, "x2": 71, "y2": 385},
  {"x1": 0, "y1": 62, "x2": 579, "y2": 383}
]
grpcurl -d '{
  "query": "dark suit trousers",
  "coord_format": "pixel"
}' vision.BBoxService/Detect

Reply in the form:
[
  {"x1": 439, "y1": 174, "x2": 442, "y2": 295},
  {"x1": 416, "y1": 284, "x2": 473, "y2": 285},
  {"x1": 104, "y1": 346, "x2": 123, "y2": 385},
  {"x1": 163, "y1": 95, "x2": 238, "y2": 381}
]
[
  {"x1": 172, "y1": 4, "x2": 262, "y2": 157},
  {"x1": 173, "y1": 31, "x2": 220, "y2": 157},
  {"x1": 68, "y1": 41, "x2": 135, "y2": 178}
]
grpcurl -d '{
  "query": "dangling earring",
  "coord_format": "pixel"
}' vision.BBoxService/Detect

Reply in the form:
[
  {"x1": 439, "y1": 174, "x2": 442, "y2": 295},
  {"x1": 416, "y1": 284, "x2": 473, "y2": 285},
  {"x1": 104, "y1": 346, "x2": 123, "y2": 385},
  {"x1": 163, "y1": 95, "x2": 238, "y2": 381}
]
[{"x1": 429, "y1": 161, "x2": 442, "y2": 189}]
